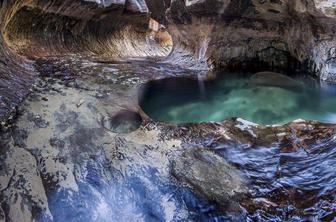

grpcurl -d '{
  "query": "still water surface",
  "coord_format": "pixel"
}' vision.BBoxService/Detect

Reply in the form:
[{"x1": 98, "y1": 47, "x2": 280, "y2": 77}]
[{"x1": 140, "y1": 72, "x2": 336, "y2": 125}]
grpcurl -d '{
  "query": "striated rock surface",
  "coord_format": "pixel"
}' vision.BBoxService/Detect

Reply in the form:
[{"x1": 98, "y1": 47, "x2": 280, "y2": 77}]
[
  {"x1": 0, "y1": 1, "x2": 335, "y2": 221},
  {"x1": 1, "y1": 57, "x2": 336, "y2": 221},
  {"x1": 0, "y1": 0, "x2": 335, "y2": 123},
  {"x1": 0, "y1": 0, "x2": 170, "y2": 124},
  {"x1": 165, "y1": 0, "x2": 336, "y2": 76}
]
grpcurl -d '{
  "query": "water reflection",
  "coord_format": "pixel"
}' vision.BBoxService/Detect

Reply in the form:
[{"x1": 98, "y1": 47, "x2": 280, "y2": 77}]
[{"x1": 140, "y1": 72, "x2": 336, "y2": 125}]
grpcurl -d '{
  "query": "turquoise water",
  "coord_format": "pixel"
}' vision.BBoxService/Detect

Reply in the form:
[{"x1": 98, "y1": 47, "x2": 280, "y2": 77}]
[{"x1": 140, "y1": 73, "x2": 336, "y2": 125}]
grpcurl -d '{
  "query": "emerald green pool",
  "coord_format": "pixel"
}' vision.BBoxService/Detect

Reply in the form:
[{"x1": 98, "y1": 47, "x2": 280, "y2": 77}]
[{"x1": 140, "y1": 72, "x2": 336, "y2": 125}]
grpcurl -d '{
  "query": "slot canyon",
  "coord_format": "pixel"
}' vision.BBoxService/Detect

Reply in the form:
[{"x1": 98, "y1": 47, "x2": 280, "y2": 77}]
[{"x1": 0, "y1": 0, "x2": 336, "y2": 221}]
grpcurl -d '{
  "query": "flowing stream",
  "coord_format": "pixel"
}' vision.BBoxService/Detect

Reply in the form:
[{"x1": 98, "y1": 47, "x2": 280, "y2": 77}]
[
  {"x1": 217, "y1": 135, "x2": 336, "y2": 221},
  {"x1": 139, "y1": 71, "x2": 336, "y2": 221},
  {"x1": 1, "y1": 57, "x2": 336, "y2": 221}
]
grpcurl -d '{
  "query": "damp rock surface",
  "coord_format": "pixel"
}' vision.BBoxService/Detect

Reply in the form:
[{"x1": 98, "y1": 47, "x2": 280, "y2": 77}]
[
  {"x1": 0, "y1": 0, "x2": 335, "y2": 221},
  {"x1": 0, "y1": 0, "x2": 335, "y2": 126},
  {"x1": 0, "y1": 58, "x2": 335, "y2": 221},
  {"x1": 101, "y1": 110, "x2": 143, "y2": 133},
  {"x1": 171, "y1": 147, "x2": 247, "y2": 212}
]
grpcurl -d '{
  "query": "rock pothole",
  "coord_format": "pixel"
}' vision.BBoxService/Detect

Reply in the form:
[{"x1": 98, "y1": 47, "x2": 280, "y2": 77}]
[{"x1": 102, "y1": 110, "x2": 143, "y2": 133}]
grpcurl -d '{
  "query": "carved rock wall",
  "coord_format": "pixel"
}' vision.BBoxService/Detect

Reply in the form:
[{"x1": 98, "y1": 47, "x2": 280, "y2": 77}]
[
  {"x1": 0, "y1": 0, "x2": 335, "y2": 124},
  {"x1": 0, "y1": 0, "x2": 169, "y2": 124},
  {"x1": 163, "y1": 0, "x2": 336, "y2": 76}
]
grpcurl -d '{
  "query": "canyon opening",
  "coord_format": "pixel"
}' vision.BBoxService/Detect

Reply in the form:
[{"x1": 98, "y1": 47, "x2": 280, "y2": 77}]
[{"x1": 0, "y1": 1, "x2": 336, "y2": 222}]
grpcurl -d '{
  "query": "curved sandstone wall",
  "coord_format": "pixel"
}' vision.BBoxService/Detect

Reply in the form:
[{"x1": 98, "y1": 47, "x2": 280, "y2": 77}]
[
  {"x1": 3, "y1": 0, "x2": 170, "y2": 57},
  {"x1": 0, "y1": 0, "x2": 335, "y2": 124},
  {"x1": 162, "y1": 0, "x2": 336, "y2": 75},
  {"x1": 0, "y1": 1, "x2": 35, "y2": 125},
  {"x1": 0, "y1": 0, "x2": 170, "y2": 125}
]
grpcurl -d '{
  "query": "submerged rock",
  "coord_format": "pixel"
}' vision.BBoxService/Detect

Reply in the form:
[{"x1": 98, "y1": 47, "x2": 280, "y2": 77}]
[
  {"x1": 250, "y1": 71, "x2": 304, "y2": 92},
  {"x1": 1, "y1": 57, "x2": 336, "y2": 221},
  {"x1": 171, "y1": 147, "x2": 247, "y2": 213},
  {"x1": 0, "y1": 0, "x2": 335, "y2": 221}
]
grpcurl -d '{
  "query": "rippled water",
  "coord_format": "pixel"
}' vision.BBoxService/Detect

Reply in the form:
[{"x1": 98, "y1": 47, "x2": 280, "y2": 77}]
[
  {"x1": 214, "y1": 135, "x2": 336, "y2": 221},
  {"x1": 140, "y1": 72, "x2": 336, "y2": 124},
  {"x1": 139, "y1": 71, "x2": 336, "y2": 220},
  {"x1": 4, "y1": 58, "x2": 336, "y2": 221}
]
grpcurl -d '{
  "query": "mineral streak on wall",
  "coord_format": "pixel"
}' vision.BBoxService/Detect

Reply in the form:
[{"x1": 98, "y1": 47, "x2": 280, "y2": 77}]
[{"x1": 162, "y1": 0, "x2": 336, "y2": 73}]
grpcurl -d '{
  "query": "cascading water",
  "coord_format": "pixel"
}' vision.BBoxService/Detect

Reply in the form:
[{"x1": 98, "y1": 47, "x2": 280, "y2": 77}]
[{"x1": 197, "y1": 39, "x2": 210, "y2": 98}]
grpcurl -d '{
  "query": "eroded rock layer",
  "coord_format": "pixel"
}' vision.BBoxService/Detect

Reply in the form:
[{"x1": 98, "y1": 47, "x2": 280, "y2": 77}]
[
  {"x1": 0, "y1": 1, "x2": 336, "y2": 220},
  {"x1": 1, "y1": 57, "x2": 336, "y2": 221},
  {"x1": 164, "y1": 0, "x2": 336, "y2": 75},
  {"x1": 0, "y1": 0, "x2": 171, "y2": 124},
  {"x1": 0, "y1": 0, "x2": 336, "y2": 124}
]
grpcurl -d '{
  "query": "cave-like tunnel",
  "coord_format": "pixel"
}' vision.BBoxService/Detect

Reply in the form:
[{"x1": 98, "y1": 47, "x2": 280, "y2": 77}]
[{"x1": 0, "y1": 0, "x2": 336, "y2": 221}]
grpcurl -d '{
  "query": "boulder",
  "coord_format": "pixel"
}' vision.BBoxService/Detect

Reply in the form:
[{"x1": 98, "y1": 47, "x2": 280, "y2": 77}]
[{"x1": 171, "y1": 147, "x2": 247, "y2": 212}]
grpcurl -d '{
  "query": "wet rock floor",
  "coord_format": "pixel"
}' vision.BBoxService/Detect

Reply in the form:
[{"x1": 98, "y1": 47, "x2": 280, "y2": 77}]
[{"x1": 0, "y1": 56, "x2": 336, "y2": 221}]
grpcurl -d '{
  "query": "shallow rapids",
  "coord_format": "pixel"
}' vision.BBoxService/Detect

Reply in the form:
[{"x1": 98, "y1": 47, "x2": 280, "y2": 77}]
[{"x1": 211, "y1": 134, "x2": 335, "y2": 221}]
